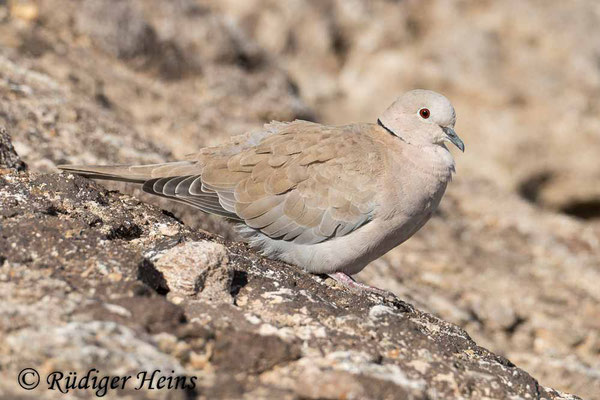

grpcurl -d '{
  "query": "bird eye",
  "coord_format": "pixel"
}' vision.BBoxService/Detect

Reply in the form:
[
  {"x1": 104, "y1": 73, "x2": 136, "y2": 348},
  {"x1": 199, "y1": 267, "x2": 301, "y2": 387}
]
[{"x1": 419, "y1": 108, "x2": 430, "y2": 119}]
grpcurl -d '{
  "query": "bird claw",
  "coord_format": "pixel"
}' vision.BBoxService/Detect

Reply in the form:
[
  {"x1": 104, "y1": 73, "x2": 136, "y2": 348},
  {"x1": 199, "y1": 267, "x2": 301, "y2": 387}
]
[{"x1": 327, "y1": 272, "x2": 395, "y2": 298}]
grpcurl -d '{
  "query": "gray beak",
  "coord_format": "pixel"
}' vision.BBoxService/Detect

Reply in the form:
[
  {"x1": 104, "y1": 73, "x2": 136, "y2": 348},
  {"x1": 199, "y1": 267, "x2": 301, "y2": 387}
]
[{"x1": 442, "y1": 126, "x2": 465, "y2": 152}]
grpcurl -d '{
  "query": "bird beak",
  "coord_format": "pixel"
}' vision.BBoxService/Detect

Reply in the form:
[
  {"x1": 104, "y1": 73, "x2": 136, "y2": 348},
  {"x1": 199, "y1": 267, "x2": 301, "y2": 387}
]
[{"x1": 442, "y1": 126, "x2": 465, "y2": 152}]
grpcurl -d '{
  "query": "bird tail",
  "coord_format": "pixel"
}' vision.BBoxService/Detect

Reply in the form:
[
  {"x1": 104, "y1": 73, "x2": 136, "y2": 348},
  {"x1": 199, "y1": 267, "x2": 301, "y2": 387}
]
[{"x1": 57, "y1": 161, "x2": 196, "y2": 183}]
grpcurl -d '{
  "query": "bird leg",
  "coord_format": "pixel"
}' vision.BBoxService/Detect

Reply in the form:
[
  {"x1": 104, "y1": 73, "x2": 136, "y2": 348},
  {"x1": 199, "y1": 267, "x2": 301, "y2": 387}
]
[{"x1": 327, "y1": 272, "x2": 393, "y2": 297}]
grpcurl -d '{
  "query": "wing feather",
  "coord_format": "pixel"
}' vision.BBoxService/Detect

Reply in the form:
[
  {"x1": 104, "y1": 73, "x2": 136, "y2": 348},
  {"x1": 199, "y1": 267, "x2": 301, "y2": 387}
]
[{"x1": 62, "y1": 120, "x2": 383, "y2": 242}]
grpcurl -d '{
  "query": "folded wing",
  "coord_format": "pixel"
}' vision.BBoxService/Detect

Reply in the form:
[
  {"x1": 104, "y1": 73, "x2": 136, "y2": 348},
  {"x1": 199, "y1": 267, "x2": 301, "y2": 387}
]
[{"x1": 59, "y1": 120, "x2": 383, "y2": 245}]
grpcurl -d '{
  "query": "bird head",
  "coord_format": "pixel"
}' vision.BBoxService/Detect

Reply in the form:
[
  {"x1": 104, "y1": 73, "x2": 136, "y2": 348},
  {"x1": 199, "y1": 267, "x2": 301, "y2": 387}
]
[{"x1": 378, "y1": 89, "x2": 464, "y2": 152}]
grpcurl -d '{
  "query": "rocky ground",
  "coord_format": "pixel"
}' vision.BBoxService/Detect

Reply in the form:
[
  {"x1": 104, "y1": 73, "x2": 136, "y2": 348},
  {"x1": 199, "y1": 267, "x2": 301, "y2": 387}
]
[
  {"x1": 0, "y1": 128, "x2": 580, "y2": 400},
  {"x1": 0, "y1": 0, "x2": 599, "y2": 399}
]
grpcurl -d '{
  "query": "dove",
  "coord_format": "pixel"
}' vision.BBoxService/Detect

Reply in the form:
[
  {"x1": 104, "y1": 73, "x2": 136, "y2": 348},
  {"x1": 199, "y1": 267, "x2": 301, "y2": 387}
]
[{"x1": 59, "y1": 89, "x2": 464, "y2": 293}]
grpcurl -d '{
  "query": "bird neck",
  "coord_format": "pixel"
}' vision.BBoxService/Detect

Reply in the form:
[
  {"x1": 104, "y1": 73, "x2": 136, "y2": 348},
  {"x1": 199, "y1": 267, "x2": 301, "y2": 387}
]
[
  {"x1": 374, "y1": 122, "x2": 455, "y2": 182},
  {"x1": 401, "y1": 142, "x2": 456, "y2": 182},
  {"x1": 377, "y1": 119, "x2": 406, "y2": 142}
]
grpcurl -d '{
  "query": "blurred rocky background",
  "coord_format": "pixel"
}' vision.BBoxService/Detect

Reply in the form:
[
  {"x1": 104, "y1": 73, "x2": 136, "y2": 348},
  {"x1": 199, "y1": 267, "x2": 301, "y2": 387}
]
[{"x1": 0, "y1": 0, "x2": 599, "y2": 398}]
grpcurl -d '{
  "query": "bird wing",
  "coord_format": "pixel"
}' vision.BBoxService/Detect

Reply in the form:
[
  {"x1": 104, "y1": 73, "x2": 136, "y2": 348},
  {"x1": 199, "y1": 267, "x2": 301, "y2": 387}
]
[
  {"x1": 59, "y1": 120, "x2": 383, "y2": 244},
  {"x1": 197, "y1": 120, "x2": 382, "y2": 244}
]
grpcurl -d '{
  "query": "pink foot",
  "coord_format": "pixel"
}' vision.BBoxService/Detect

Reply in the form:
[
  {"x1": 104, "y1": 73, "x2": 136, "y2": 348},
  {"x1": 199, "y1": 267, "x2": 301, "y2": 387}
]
[{"x1": 328, "y1": 272, "x2": 394, "y2": 297}]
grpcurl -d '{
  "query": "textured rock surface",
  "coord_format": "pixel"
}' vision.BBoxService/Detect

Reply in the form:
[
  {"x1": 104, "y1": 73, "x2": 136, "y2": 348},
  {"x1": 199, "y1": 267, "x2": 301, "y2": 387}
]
[
  {"x1": 0, "y1": 128, "x2": 27, "y2": 171},
  {"x1": 217, "y1": 2, "x2": 600, "y2": 397},
  {"x1": 153, "y1": 241, "x2": 233, "y2": 302},
  {"x1": 0, "y1": 1, "x2": 598, "y2": 399},
  {"x1": 0, "y1": 0, "x2": 311, "y2": 237},
  {"x1": 0, "y1": 160, "x2": 578, "y2": 399}
]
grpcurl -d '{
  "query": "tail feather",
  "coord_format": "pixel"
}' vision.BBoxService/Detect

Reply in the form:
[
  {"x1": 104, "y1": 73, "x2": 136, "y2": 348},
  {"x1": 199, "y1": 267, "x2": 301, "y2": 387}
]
[
  {"x1": 58, "y1": 160, "x2": 242, "y2": 221},
  {"x1": 57, "y1": 161, "x2": 196, "y2": 183}
]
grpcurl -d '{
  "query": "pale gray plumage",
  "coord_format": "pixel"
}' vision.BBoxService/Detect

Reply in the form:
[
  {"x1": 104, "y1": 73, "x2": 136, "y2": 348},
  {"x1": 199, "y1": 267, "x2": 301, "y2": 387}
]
[{"x1": 59, "y1": 89, "x2": 464, "y2": 277}]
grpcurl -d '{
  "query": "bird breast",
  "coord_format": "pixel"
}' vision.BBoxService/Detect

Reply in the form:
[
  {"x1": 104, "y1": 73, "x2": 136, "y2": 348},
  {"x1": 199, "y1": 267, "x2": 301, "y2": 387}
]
[{"x1": 379, "y1": 143, "x2": 453, "y2": 221}]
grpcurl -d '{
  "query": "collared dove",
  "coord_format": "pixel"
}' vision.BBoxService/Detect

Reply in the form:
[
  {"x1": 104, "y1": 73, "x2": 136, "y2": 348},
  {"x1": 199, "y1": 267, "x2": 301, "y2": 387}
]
[{"x1": 59, "y1": 89, "x2": 464, "y2": 292}]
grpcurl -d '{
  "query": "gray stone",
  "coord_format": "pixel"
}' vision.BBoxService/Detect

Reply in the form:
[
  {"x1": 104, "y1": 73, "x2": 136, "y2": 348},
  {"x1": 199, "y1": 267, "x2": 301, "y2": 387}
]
[
  {"x1": 0, "y1": 127, "x2": 26, "y2": 171},
  {"x1": 151, "y1": 240, "x2": 233, "y2": 302}
]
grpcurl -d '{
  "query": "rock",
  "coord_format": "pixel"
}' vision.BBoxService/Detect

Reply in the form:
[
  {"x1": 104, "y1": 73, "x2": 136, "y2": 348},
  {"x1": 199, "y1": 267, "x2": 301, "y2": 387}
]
[
  {"x1": 0, "y1": 127, "x2": 26, "y2": 171},
  {"x1": 151, "y1": 241, "x2": 233, "y2": 302},
  {"x1": 210, "y1": 330, "x2": 301, "y2": 374},
  {"x1": 218, "y1": 2, "x2": 600, "y2": 397},
  {"x1": 77, "y1": 0, "x2": 156, "y2": 61},
  {"x1": 0, "y1": 0, "x2": 311, "y2": 237},
  {"x1": 0, "y1": 129, "x2": 578, "y2": 399},
  {"x1": 9, "y1": 1, "x2": 39, "y2": 22},
  {"x1": 0, "y1": 1, "x2": 596, "y2": 398},
  {"x1": 4, "y1": 320, "x2": 185, "y2": 374}
]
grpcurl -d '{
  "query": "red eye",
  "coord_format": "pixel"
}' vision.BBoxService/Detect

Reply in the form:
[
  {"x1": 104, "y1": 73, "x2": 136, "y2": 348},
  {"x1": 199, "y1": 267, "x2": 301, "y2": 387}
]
[{"x1": 419, "y1": 108, "x2": 430, "y2": 119}]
